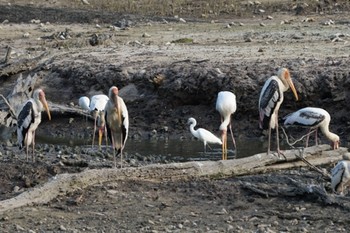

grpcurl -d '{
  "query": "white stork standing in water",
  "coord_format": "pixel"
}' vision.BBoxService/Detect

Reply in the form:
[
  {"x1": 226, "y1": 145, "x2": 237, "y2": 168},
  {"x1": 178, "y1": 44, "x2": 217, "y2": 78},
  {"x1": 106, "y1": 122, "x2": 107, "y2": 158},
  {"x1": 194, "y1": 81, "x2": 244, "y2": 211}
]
[
  {"x1": 283, "y1": 107, "x2": 339, "y2": 149},
  {"x1": 17, "y1": 89, "x2": 51, "y2": 161},
  {"x1": 105, "y1": 86, "x2": 129, "y2": 168},
  {"x1": 187, "y1": 117, "x2": 222, "y2": 153},
  {"x1": 331, "y1": 160, "x2": 350, "y2": 195},
  {"x1": 258, "y1": 68, "x2": 299, "y2": 157},
  {"x1": 216, "y1": 91, "x2": 237, "y2": 160},
  {"x1": 78, "y1": 94, "x2": 109, "y2": 149}
]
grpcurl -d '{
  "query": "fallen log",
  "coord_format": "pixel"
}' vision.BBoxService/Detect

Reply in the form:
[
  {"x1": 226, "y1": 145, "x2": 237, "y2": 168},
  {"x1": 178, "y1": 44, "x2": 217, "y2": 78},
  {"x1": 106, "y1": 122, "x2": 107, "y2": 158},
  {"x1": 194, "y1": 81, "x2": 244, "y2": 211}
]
[{"x1": 0, "y1": 145, "x2": 347, "y2": 213}]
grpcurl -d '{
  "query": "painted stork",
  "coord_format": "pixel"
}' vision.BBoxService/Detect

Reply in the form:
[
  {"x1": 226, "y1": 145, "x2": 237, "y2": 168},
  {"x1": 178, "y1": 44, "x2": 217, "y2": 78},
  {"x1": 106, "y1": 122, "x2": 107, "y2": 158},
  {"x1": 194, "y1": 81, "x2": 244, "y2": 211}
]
[
  {"x1": 17, "y1": 89, "x2": 51, "y2": 161},
  {"x1": 283, "y1": 107, "x2": 339, "y2": 149},
  {"x1": 78, "y1": 94, "x2": 109, "y2": 149},
  {"x1": 216, "y1": 91, "x2": 237, "y2": 160},
  {"x1": 105, "y1": 86, "x2": 129, "y2": 168},
  {"x1": 258, "y1": 68, "x2": 298, "y2": 157},
  {"x1": 331, "y1": 160, "x2": 350, "y2": 195},
  {"x1": 187, "y1": 117, "x2": 222, "y2": 153}
]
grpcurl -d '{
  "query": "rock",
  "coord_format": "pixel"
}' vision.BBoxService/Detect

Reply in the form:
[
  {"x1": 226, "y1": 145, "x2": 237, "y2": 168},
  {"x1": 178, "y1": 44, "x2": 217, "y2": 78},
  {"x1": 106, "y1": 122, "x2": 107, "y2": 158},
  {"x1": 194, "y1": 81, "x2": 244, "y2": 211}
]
[{"x1": 113, "y1": 19, "x2": 133, "y2": 29}]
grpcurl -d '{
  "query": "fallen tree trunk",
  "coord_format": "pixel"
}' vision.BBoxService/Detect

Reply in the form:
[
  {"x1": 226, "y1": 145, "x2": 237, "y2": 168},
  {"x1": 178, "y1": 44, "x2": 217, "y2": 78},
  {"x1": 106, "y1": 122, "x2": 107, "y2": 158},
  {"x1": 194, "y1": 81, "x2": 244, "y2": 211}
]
[{"x1": 0, "y1": 145, "x2": 347, "y2": 213}]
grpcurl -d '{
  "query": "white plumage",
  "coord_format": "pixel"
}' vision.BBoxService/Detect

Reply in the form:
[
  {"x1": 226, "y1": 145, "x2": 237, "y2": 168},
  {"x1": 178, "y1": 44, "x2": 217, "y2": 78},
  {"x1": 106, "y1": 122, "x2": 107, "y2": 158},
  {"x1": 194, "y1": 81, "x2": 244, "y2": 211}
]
[
  {"x1": 331, "y1": 160, "x2": 350, "y2": 195},
  {"x1": 187, "y1": 117, "x2": 222, "y2": 153},
  {"x1": 258, "y1": 68, "x2": 298, "y2": 157},
  {"x1": 283, "y1": 107, "x2": 339, "y2": 149},
  {"x1": 17, "y1": 89, "x2": 51, "y2": 161},
  {"x1": 105, "y1": 86, "x2": 129, "y2": 168},
  {"x1": 78, "y1": 94, "x2": 109, "y2": 149},
  {"x1": 215, "y1": 91, "x2": 237, "y2": 160}
]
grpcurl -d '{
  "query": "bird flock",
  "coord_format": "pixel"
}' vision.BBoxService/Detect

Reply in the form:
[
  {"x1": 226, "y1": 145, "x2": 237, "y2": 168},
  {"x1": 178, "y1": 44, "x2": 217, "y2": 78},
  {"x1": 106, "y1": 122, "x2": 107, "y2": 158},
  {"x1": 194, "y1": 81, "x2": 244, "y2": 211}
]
[{"x1": 15, "y1": 68, "x2": 347, "y2": 194}]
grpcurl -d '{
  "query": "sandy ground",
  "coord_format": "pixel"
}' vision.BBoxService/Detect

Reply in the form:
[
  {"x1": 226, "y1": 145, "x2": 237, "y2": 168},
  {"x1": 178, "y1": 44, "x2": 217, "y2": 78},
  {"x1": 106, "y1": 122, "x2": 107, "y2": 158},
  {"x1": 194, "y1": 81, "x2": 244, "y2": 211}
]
[{"x1": 1, "y1": 1, "x2": 350, "y2": 232}]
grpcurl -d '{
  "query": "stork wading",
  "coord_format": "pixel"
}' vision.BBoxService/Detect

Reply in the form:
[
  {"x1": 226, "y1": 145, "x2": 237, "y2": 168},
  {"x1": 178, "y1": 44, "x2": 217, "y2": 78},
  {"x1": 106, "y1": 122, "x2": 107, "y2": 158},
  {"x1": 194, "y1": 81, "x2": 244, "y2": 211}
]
[
  {"x1": 79, "y1": 94, "x2": 109, "y2": 149},
  {"x1": 216, "y1": 91, "x2": 237, "y2": 160},
  {"x1": 105, "y1": 86, "x2": 129, "y2": 168},
  {"x1": 258, "y1": 68, "x2": 298, "y2": 157}
]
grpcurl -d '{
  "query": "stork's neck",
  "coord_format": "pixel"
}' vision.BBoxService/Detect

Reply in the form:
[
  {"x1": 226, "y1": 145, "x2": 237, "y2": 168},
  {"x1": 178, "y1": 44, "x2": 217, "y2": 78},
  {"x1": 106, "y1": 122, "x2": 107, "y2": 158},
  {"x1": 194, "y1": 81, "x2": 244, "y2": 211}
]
[
  {"x1": 276, "y1": 77, "x2": 289, "y2": 92},
  {"x1": 320, "y1": 125, "x2": 338, "y2": 142},
  {"x1": 34, "y1": 98, "x2": 43, "y2": 113},
  {"x1": 219, "y1": 116, "x2": 230, "y2": 131}
]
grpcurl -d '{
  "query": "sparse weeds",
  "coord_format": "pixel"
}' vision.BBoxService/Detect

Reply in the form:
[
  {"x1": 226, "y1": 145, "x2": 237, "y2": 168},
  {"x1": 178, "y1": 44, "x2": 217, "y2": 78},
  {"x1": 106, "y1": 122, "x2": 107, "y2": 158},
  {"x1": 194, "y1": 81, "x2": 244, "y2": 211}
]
[{"x1": 82, "y1": 0, "x2": 350, "y2": 18}]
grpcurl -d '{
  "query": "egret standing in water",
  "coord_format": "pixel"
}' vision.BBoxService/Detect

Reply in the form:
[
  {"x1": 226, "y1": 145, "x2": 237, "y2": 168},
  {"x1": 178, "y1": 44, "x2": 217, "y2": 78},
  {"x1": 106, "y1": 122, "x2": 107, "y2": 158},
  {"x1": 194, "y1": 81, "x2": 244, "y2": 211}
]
[
  {"x1": 17, "y1": 89, "x2": 51, "y2": 161},
  {"x1": 187, "y1": 117, "x2": 222, "y2": 153},
  {"x1": 258, "y1": 68, "x2": 298, "y2": 157},
  {"x1": 216, "y1": 91, "x2": 237, "y2": 160}
]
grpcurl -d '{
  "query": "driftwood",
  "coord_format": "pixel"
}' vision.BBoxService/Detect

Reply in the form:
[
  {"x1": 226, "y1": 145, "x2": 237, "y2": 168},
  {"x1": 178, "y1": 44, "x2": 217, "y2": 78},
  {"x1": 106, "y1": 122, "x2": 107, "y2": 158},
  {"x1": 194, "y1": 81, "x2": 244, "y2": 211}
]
[
  {"x1": 0, "y1": 51, "x2": 48, "y2": 77},
  {"x1": 0, "y1": 145, "x2": 347, "y2": 213},
  {"x1": 49, "y1": 102, "x2": 92, "y2": 119},
  {"x1": 241, "y1": 177, "x2": 350, "y2": 210}
]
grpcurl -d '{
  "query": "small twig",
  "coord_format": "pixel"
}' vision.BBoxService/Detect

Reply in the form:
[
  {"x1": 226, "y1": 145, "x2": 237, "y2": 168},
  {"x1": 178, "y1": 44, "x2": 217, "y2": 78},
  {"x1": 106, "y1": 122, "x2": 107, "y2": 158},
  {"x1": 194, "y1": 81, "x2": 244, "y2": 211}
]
[
  {"x1": 0, "y1": 94, "x2": 17, "y2": 120},
  {"x1": 3, "y1": 46, "x2": 12, "y2": 63},
  {"x1": 280, "y1": 126, "x2": 331, "y2": 179},
  {"x1": 296, "y1": 147, "x2": 331, "y2": 179},
  {"x1": 280, "y1": 126, "x2": 316, "y2": 146}
]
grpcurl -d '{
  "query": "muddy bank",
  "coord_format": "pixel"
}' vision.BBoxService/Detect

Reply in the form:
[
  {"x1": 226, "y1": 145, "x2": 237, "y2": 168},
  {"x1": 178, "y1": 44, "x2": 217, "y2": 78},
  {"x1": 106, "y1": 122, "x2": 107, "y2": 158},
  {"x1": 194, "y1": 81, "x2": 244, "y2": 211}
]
[{"x1": 1, "y1": 1, "x2": 350, "y2": 232}]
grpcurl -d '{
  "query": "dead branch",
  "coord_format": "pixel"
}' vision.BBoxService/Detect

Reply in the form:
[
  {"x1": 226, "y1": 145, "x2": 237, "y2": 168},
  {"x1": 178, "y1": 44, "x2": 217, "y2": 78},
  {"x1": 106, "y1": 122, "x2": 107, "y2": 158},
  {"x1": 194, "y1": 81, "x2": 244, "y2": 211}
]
[
  {"x1": 3, "y1": 46, "x2": 12, "y2": 64},
  {"x1": 281, "y1": 127, "x2": 332, "y2": 179},
  {"x1": 0, "y1": 94, "x2": 17, "y2": 120},
  {"x1": 0, "y1": 145, "x2": 347, "y2": 213}
]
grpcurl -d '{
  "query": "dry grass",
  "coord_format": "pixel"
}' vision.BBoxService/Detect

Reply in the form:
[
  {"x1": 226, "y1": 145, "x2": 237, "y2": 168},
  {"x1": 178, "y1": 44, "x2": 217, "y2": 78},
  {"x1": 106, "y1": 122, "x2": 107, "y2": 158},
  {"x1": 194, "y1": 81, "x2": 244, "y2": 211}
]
[
  {"x1": 2, "y1": 0, "x2": 350, "y2": 18},
  {"x1": 75, "y1": 0, "x2": 350, "y2": 18}
]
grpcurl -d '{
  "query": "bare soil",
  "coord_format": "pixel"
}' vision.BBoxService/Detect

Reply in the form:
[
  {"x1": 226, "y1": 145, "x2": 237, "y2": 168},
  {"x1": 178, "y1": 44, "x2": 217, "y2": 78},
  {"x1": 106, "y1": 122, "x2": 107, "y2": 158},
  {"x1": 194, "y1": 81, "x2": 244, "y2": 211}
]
[{"x1": 1, "y1": 1, "x2": 350, "y2": 232}]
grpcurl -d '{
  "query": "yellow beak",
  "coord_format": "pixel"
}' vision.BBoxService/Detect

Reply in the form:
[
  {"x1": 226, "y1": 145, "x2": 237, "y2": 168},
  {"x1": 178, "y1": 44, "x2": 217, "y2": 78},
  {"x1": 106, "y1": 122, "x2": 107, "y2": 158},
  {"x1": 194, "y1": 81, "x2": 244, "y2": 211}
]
[
  {"x1": 287, "y1": 78, "x2": 299, "y2": 101},
  {"x1": 42, "y1": 99, "x2": 51, "y2": 120}
]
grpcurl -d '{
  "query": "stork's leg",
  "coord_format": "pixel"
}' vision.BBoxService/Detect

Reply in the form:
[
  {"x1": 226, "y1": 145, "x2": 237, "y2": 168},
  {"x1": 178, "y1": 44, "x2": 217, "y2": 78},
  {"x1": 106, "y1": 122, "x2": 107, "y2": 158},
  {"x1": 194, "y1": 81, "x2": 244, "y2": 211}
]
[
  {"x1": 275, "y1": 118, "x2": 286, "y2": 159},
  {"x1": 120, "y1": 137, "x2": 123, "y2": 169},
  {"x1": 92, "y1": 115, "x2": 97, "y2": 148},
  {"x1": 204, "y1": 143, "x2": 207, "y2": 154},
  {"x1": 104, "y1": 125, "x2": 108, "y2": 151},
  {"x1": 229, "y1": 122, "x2": 236, "y2": 149},
  {"x1": 275, "y1": 122, "x2": 282, "y2": 157},
  {"x1": 267, "y1": 125, "x2": 271, "y2": 156},
  {"x1": 224, "y1": 131, "x2": 228, "y2": 160},
  {"x1": 306, "y1": 128, "x2": 311, "y2": 147},
  {"x1": 32, "y1": 131, "x2": 36, "y2": 162},
  {"x1": 315, "y1": 128, "x2": 318, "y2": 146},
  {"x1": 221, "y1": 131, "x2": 226, "y2": 160},
  {"x1": 26, "y1": 144, "x2": 29, "y2": 162},
  {"x1": 111, "y1": 134, "x2": 116, "y2": 168}
]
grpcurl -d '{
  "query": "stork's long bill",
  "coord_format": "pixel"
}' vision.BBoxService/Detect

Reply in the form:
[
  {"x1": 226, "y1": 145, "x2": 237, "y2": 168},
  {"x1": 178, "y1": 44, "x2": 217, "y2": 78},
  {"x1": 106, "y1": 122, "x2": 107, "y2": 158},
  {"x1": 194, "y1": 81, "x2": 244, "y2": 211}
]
[
  {"x1": 284, "y1": 70, "x2": 299, "y2": 101},
  {"x1": 39, "y1": 91, "x2": 51, "y2": 120},
  {"x1": 112, "y1": 87, "x2": 122, "y2": 125}
]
